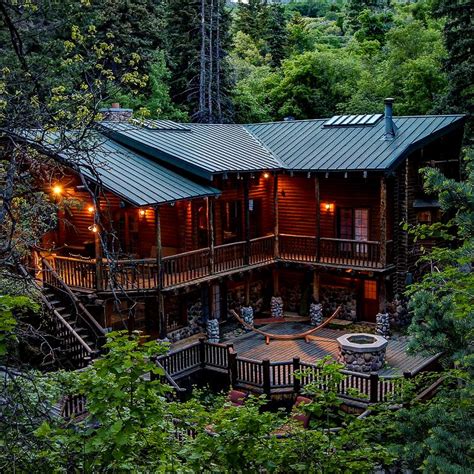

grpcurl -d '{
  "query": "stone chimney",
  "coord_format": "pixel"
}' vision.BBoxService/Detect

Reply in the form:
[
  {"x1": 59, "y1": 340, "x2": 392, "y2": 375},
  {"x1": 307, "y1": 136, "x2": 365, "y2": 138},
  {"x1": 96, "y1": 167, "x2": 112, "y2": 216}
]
[
  {"x1": 384, "y1": 98, "x2": 397, "y2": 139},
  {"x1": 99, "y1": 102, "x2": 133, "y2": 122}
]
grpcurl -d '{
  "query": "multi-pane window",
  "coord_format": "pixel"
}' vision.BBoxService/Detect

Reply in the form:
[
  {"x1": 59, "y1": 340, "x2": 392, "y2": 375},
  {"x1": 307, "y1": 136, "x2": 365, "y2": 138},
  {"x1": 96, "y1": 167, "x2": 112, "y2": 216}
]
[
  {"x1": 364, "y1": 280, "x2": 377, "y2": 300},
  {"x1": 338, "y1": 208, "x2": 369, "y2": 240}
]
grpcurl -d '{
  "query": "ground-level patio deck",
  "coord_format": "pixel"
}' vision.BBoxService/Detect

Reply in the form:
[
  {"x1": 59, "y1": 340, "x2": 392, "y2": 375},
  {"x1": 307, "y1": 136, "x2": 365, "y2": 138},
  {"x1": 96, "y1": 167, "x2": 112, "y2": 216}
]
[{"x1": 224, "y1": 323, "x2": 438, "y2": 378}]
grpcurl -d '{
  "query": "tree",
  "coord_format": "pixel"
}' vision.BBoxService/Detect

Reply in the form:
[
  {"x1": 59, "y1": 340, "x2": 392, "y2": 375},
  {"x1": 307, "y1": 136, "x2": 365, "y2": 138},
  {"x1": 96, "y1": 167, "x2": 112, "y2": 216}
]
[
  {"x1": 264, "y1": 4, "x2": 288, "y2": 68},
  {"x1": 432, "y1": 0, "x2": 474, "y2": 141}
]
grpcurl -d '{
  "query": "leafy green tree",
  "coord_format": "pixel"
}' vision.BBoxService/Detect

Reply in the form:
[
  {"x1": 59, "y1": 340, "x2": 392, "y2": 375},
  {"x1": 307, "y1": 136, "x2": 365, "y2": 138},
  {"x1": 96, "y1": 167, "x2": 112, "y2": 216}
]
[{"x1": 265, "y1": 4, "x2": 289, "y2": 68}]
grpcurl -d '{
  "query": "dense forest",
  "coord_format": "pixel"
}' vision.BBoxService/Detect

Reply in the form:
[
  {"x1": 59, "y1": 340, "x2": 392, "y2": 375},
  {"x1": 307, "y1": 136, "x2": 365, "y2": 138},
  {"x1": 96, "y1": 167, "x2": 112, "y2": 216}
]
[{"x1": 0, "y1": 0, "x2": 473, "y2": 472}]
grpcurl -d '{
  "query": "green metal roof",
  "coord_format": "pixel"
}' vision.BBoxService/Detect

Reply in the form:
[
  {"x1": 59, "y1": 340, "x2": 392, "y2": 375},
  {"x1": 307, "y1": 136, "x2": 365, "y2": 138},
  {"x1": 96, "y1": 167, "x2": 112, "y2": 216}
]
[
  {"x1": 246, "y1": 115, "x2": 465, "y2": 172},
  {"x1": 100, "y1": 115, "x2": 464, "y2": 177},
  {"x1": 99, "y1": 121, "x2": 282, "y2": 179},
  {"x1": 68, "y1": 138, "x2": 220, "y2": 206}
]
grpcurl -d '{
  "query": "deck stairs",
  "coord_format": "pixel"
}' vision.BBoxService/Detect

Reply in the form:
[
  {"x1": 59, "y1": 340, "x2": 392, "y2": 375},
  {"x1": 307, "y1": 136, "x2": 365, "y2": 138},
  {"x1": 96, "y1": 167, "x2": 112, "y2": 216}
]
[{"x1": 20, "y1": 262, "x2": 107, "y2": 369}]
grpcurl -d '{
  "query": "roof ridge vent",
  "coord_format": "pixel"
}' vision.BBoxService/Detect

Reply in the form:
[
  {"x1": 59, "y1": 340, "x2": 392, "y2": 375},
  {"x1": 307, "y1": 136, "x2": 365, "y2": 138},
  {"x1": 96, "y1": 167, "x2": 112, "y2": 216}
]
[{"x1": 323, "y1": 114, "x2": 383, "y2": 127}]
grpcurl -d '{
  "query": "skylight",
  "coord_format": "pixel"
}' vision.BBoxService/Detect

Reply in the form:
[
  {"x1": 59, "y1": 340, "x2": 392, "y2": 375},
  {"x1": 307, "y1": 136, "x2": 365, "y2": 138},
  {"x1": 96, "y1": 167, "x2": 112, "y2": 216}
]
[{"x1": 323, "y1": 114, "x2": 383, "y2": 127}]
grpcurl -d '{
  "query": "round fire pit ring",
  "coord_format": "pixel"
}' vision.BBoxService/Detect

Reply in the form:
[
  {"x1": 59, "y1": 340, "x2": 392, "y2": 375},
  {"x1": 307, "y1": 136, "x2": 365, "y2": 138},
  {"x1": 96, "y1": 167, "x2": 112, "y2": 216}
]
[{"x1": 337, "y1": 333, "x2": 388, "y2": 373}]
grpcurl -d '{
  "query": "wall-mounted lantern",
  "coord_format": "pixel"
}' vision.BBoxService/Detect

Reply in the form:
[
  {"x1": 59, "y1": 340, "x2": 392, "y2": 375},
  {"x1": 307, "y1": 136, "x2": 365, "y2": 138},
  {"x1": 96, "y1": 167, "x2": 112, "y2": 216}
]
[
  {"x1": 321, "y1": 202, "x2": 335, "y2": 213},
  {"x1": 52, "y1": 184, "x2": 63, "y2": 196}
]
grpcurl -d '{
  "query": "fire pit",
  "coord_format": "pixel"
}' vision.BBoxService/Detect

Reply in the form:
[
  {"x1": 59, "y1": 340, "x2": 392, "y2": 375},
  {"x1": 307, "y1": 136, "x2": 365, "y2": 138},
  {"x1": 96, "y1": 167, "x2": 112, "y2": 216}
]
[{"x1": 337, "y1": 333, "x2": 388, "y2": 373}]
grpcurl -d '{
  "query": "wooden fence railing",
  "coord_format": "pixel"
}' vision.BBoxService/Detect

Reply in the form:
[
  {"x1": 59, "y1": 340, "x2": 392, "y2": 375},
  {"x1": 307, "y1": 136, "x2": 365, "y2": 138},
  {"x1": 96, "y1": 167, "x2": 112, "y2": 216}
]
[
  {"x1": 156, "y1": 339, "x2": 410, "y2": 404},
  {"x1": 48, "y1": 234, "x2": 391, "y2": 291}
]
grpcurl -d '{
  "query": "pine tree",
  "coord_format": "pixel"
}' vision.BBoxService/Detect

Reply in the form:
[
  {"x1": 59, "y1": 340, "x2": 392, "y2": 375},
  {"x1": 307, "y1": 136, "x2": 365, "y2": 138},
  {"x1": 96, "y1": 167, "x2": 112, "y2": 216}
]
[
  {"x1": 265, "y1": 4, "x2": 288, "y2": 68},
  {"x1": 233, "y1": 0, "x2": 269, "y2": 43},
  {"x1": 433, "y1": 0, "x2": 474, "y2": 139}
]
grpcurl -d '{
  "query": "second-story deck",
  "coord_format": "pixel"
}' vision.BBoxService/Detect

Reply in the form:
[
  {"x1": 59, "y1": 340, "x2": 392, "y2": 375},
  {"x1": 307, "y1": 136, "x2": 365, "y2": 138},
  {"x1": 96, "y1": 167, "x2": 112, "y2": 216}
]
[{"x1": 45, "y1": 234, "x2": 393, "y2": 293}]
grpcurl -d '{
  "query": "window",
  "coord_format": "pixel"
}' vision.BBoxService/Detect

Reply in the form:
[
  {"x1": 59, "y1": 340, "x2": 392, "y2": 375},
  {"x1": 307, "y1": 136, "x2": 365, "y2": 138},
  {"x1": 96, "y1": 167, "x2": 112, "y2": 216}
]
[
  {"x1": 338, "y1": 208, "x2": 370, "y2": 254},
  {"x1": 364, "y1": 280, "x2": 377, "y2": 300},
  {"x1": 417, "y1": 210, "x2": 432, "y2": 224}
]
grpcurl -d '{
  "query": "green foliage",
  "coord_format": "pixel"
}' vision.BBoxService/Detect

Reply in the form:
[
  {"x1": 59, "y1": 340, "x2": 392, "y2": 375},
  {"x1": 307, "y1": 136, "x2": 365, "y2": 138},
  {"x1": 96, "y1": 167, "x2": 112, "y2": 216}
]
[{"x1": 0, "y1": 295, "x2": 39, "y2": 357}]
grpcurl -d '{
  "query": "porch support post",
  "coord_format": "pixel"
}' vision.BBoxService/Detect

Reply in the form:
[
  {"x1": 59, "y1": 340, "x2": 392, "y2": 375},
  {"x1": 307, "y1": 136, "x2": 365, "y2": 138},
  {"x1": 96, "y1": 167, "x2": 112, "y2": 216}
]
[
  {"x1": 312, "y1": 271, "x2": 320, "y2": 302},
  {"x1": 245, "y1": 273, "x2": 250, "y2": 306},
  {"x1": 207, "y1": 197, "x2": 215, "y2": 274},
  {"x1": 243, "y1": 175, "x2": 250, "y2": 265},
  {"x1": 272, "y1": 268, "x2": 279, "y2": 295},
  {"x1": 155, "y1": 206, "x2": 166, "y2": 338},
  {"x1": 315, "y1": 176, "x2": 320, "y2": 261},
  {"x1": 273, "y1": 173, "x2": 279, "y2": 257},
  {"x1": 94, "y1": 226, "x2": 103, "y2": 291},
  {"x1": 379, "y1": 275, "x2": 387, "y2": 313},
  {"x1": 380, "y1": 176, "x2": 387, "y2": 267}
]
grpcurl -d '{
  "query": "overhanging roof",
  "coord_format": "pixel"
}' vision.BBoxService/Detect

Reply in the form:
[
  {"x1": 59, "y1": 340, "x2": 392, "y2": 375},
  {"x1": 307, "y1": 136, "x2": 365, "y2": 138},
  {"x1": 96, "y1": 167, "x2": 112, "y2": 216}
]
[{"x1": 65, "y1": 138, "x2": 220, "y2": 206}]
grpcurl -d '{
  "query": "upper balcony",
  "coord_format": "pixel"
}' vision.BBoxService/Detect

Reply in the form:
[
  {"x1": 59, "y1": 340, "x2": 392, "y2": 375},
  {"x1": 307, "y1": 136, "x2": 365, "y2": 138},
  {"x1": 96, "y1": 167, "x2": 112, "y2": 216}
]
[{"x1": 44, "y1": 233, "x2": 393, "y2": 293}]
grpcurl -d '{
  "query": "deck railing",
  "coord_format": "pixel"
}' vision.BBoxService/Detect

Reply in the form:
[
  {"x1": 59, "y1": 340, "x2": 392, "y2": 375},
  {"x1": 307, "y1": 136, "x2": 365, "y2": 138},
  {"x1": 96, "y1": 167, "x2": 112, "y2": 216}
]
[
  {"x1": 48, "y1": 234, "x2": 391, "y2": 291},
  {"x1": 156, "y1": 339, "x2": 409, "y2": 404}
]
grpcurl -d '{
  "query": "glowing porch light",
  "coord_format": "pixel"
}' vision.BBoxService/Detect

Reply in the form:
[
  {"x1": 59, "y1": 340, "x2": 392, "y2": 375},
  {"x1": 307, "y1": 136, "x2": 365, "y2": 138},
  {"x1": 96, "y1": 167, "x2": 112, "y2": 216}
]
[
  {"x1": 87, "y1": 205, "x2": 95, "y2": 213},
  {"x1": 52, "y1": 184, "x2": 63, "y2": 195},
  {"x1": 89, "y1": 224, "x2": 98, "y2": 233},
  {"x1": 263, "y1": 172, "x2": 270, "y2": 179},
  {"x1": 139, "y1": 209, "x2": 146, "y2": 217},
  {"x1": 322, "y1": 202, "x2": 334, "y2": 213}
]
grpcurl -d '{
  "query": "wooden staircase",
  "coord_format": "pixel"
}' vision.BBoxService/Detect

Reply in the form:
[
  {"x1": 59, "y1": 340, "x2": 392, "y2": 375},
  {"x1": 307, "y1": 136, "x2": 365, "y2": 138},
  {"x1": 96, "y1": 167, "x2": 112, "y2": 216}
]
[{"x1": 20, "y1": 261, "x2": 107, "y2": 369}]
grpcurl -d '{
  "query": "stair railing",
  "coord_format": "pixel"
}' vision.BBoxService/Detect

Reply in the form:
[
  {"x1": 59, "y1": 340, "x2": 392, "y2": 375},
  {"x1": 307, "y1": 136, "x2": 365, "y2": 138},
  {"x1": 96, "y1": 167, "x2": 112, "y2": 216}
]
[
  {"x1": 18, "y1": 264, "x2": 96, "y2": 367},
  {"x1": 41, "y1": 258, "x2": 107, "y2": 349}
]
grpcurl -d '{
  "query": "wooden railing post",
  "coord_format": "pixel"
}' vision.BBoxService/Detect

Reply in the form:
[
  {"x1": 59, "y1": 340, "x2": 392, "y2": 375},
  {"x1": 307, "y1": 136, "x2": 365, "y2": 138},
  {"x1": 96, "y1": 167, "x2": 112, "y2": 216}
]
[
  {"x1": 199, "y1": 337, "x2": 206, "y2": 368},
  {"x1": 262, "y1": 359, "x2": 271, "y2": 397},
  {"x1": 315, "y1": 176, "x2": 320, "y2": 261},
  {"x1": 228, "y1": 350, "x2": 237, "y2": 387},
  {"x1": 293, "y1": 357, "x2": 301, "y2": 394},
  {"x1": 207, "y1": 197, "x2": 215, "y2": 274},
  {"x1": 369, "y1": 372, "x2": 379, "y2": 403},
  {"x1": 380, "y1": 176, "x2": 387, "y2": 267}
]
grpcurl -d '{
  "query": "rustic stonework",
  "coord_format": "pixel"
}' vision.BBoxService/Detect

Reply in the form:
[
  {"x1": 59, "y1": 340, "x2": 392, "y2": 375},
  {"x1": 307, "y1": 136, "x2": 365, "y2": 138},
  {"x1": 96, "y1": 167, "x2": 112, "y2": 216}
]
[
  {"x1": 241, "y1": 306, "x2": 254, "y2": 330},
  {"x1": 206, "y1": 318, "x2": 220, "y2": 343},
  {"x1": 376, "y1": 312, "x2": 390, "y2": 337},
  {"x1": 270, "y1": 296, "x2": 284, "y2": 318},
  {"x1": 167, "y1": 298, "x2": 203, "y2": 342},
  {"x1": 227, "y1": 280, "x2": 264, "y2": 317},
  {"x1": 387, "y1": 296, "x2": 410, "y2": 327},
  {"x1": 309, "y1": 302, "x2": 323, "y2": 326},
  {"x1": 320, "y1": 286, "x2": 357, "y2": 321},
  {"x1": 337, "y1": 333, "x2": 388, "y2": 373}
]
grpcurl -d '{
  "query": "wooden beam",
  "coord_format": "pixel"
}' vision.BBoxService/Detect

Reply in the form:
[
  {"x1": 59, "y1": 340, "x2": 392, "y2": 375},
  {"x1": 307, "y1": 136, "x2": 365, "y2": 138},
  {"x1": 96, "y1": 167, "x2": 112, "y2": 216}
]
[
  {"x1": 207, "y1": 197, "x2": 215, "y2": 273},
  {"x1": 315, "y1": 176, "x2": 320, "y2": 261},
  {"x1": 379, "y1": 275, "x2": 387, "y2": 313},
  {"x1": 273, "y1": 173, "x2": 279, "y2": 257},
  {"x1": 272, "y1": 267, "x2": 279, "y2": 295},
  {"x1": 243, "y1": 175, "x2": 250, "y2": 265},
  {"x1": 155, "y1": 206, "x2": 166, "y2": 338},
  {"x1": 94, "y1": 229, "x2": 103, "y2": 291},
  {"x1": 380, "y1": 176, "x2": 387, "y2": 267},
  {"x1": 245, "y1": 273, "x2": 250, "y2": 306},
  {"x1": 312, "y1": 271, "x2": 320, "y2": 302}
]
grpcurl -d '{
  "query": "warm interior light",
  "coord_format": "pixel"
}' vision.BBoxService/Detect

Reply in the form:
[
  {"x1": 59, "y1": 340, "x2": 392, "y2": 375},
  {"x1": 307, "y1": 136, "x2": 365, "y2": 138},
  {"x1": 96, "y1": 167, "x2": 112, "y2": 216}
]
[
  {"x1": 139, "y1": 209, "x2": 146, "y2": 217},
  {"x1": 325, "y1": 203, "x2": 331, "y2": 211},
  {"x1": 263, "y1": 172, "x2": 270, "y2": 179},
  {"x1": 87, "y1": 205, "x2": 94, "y2": 213},
  {"x1": 52, "y1": 185, "x2": 63, "y2": 195},
  {"x1": 90, "y1": 225, "x2": 98, "y2": 233}
]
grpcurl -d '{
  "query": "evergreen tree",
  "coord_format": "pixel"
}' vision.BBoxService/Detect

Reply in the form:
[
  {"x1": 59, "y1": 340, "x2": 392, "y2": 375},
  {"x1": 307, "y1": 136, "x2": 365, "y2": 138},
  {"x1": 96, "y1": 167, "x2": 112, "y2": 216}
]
[
  {"x1": 233, "y1": 0, "x2": 269, "y2": 43},
  {"x1": 432, "y1": 0, "x2": 474, "y2": 139},
  {"x1": 265, "y1": 4, "x2": 288, "y2": 68}
]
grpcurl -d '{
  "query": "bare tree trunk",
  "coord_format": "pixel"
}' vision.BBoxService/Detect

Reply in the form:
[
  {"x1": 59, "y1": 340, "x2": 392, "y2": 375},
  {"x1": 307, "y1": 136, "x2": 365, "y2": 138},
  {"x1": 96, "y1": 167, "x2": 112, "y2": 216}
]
[
  {"x1": 215, "y1": 0, "x2": 222, "y2": 123},
  {"x1": 208, "y1": 0, "x2": 214, "y2": 123},
  {"x1": 199, "y1": 0, "x2": 207, "y2": 121}
]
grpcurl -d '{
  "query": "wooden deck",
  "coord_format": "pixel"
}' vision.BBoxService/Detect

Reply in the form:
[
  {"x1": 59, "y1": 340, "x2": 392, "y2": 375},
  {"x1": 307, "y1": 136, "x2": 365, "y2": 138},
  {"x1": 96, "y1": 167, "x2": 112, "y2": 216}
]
[{"x1": 228, "y1": 323, "x2": 437, "y2": 377}]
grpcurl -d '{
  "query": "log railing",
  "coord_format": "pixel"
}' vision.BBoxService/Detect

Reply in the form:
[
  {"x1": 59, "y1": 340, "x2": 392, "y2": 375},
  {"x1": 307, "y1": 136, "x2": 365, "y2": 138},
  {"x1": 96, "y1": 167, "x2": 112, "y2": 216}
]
[
  {"x1": 155, "y1": 339, "x2": 415, "y2": 404},
  {"x1": 279, "y1": 234, "x2": 317, "y2": 262},
  {"x1": 48, "y1": 234, "x2": 391, "y2": 291},
  {"x1": 319, "y1": 238, "x2": 382, "y2": 268}
]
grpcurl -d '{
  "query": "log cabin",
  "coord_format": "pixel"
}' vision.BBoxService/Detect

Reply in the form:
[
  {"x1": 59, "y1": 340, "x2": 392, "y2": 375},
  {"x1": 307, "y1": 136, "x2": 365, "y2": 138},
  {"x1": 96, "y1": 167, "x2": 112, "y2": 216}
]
[{"x1": 35, "y1": 99, "x2": 465, "y2": 347}]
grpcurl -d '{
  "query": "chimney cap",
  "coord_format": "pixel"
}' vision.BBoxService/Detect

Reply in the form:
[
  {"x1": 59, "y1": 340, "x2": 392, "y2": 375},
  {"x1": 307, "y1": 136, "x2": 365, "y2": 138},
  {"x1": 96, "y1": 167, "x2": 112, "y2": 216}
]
[
  {"x1": 111, "y1": 102, "x2": 121, "y2": 109},
  {"x1": 384, "y1": 97, "x2": 395, "y2": 104}
]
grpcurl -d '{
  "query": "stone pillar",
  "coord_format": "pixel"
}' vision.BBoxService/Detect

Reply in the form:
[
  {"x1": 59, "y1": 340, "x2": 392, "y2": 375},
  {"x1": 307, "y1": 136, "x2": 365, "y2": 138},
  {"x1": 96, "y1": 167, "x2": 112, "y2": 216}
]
[
  {"x1": 241, "y1": 306, "x2": 254, "y2": 331},
  {"x1": 309, "y1": 302, "x2": 323, "y2": 326},
  {"x1": 207, "y1": 318, "x2": 220, "y2": 343},
  {"x1": 376, "y1": 312, "x2": 390, "y2": 337},
  {"x1": 271, "y1": 296, "x2": 284, "y2": 318}
]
